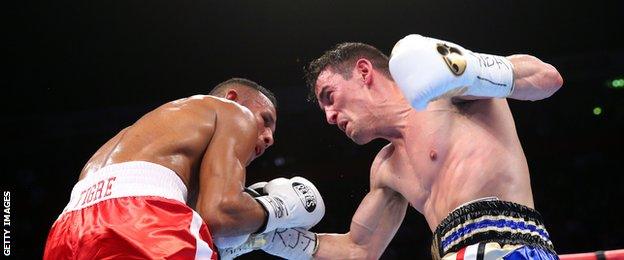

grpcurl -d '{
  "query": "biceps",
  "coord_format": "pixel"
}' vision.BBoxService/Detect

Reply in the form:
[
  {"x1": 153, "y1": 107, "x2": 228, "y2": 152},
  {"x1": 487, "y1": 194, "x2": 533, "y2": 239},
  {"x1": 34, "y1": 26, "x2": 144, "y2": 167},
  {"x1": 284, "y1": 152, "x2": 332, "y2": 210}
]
[
  {"x1": 195, "y1": 125, "x2": 264, "y2": 235},
  {"x1": 200, "y1": 114, "x2": 256, "y2": 182},
  {"x1": 196, "y1": 118, "x2": 256, "y2": 209},
  {"x1": 199, "y1": 141, "x2": 246, "y2": 196},
  {"x1": 508, "y1": 55, "x2": 563, "y2": 100}
]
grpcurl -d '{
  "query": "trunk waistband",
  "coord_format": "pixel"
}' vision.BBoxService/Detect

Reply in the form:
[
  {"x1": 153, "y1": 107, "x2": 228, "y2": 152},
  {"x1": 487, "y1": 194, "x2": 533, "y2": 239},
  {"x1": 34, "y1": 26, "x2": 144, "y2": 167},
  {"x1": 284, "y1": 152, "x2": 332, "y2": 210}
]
[
  {"x1": 432, "y1": 199, "x2": 555, "y2": 258},
  {"x1": 62, "y1": 161, "x2": 188, "y2": 214}
]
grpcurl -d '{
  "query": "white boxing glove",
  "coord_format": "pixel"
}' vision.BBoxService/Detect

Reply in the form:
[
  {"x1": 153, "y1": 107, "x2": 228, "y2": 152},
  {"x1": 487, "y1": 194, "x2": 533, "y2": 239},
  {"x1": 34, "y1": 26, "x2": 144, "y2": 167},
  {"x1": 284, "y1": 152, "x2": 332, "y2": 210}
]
[
  {"x1": 389, "y1": 34, "x2": 515, "y2": 110},
  {"x1": 254, "y1": 177, "x2": 325, "y2": 233},
  {"x1": 218, "y1": 239, "x2": 255, "y2": 260},
  {"x1": 247, "y1": 181, "x2": 267, "y2": 195},
  {"x1": 220, "y1": 228, "x2": 318, "y2": 260},
  {"x1": 260, "y1": 227, "x2": 318, "y2": 260},
  {"x1": 214, "y1": 234, "x2": 251, "y2": 250}
]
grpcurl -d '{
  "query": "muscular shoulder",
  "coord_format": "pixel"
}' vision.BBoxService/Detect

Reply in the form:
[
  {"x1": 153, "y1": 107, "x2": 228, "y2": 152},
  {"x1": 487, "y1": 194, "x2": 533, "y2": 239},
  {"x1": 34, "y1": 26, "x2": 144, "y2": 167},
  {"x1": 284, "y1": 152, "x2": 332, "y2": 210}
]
[
  {"x1": 205, "y1": 96, "x2": 257, "y2": 132},
  {"x1": 167, "y1": 95, "x2": 255, "y2": 125},
  {"x1": 184, "y1": 96, "x2": 258, "y2": 142}
]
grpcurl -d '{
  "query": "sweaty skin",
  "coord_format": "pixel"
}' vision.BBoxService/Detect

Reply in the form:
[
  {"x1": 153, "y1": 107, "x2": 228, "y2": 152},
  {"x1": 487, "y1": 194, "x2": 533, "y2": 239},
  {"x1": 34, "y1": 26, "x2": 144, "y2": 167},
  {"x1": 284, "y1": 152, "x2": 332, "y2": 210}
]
[
  {"x1": 312, "y1": 54, "x2": 562, "y2": 259},
  {"x1": 78, "y1": 91, "x2": 276, "y2": 237}
]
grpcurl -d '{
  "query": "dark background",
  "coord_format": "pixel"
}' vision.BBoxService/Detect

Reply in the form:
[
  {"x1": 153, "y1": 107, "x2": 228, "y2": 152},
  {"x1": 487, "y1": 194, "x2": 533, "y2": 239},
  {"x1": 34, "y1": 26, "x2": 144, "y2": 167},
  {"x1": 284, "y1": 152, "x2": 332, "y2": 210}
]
[{"x1": 5, "y1": 0, "x2": 624, "y2": 259}]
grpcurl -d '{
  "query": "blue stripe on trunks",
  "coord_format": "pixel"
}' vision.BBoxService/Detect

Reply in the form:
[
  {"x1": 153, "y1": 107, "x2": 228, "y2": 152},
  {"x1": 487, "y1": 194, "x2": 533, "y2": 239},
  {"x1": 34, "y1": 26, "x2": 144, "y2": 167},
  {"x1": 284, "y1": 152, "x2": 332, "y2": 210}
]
[{"x1": 442, "y1": 219, "x2": 550, "y2": 249}]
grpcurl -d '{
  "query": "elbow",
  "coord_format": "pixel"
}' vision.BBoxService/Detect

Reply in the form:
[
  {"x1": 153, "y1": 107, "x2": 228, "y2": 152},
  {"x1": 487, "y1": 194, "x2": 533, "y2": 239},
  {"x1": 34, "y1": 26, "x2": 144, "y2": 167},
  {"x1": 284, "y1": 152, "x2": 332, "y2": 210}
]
[
  {"x1": 543, "y1": 64, "x2": 563, "y2": 98},
  {"x1": 546, "y1": 64, "x2": 564, "y2": 93},
  {"x1": 198, "y1": 197, "x2": 242, "y2": 237},
  {"x1": 206, "y1": 219, "x2": 228, "y2": 237},
  {"x1": 553, "y1": 68, "x2": 564, "y2": 89},
  {"x1": 532, "y1": 62, "x2": 564, "y2": 100},
  {"x1": 198, "y1": 205, "x2": 229, "y2": 236}
]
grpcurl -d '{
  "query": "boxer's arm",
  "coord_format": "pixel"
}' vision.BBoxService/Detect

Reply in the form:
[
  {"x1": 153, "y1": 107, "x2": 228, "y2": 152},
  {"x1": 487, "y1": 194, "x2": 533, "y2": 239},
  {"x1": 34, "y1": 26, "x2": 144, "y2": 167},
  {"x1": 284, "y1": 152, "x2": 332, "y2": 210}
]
[
  {"x1": 196, "y1": 105, "x2": 266, "y2": 237},
  {"x1": 314, "y1": 187, "x2": 408, "y2": 259},
  {"x1": 506, "y1": 54, "x2": 564, "y2": 101},
  {"x1": 390, "y1": 34, "x2": 564, "y2": 108}
]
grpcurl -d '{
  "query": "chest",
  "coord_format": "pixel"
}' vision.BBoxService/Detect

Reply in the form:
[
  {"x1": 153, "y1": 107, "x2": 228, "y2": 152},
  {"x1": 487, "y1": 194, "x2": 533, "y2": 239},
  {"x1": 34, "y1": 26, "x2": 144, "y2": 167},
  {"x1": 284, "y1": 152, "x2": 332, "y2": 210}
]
[{"x1": 375, "y1": 146, "x2": 443, "y2": 210}]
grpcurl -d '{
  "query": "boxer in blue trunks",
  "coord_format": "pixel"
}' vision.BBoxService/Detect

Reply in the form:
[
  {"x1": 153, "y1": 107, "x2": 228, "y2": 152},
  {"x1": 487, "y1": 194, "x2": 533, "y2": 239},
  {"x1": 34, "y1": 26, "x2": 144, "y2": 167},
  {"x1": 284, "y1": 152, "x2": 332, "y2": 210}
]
[
  {"x1": 222, "y1": 34, "x2": 563, "y2": 259},
  {"x1": 303, "y1": 34, "x2": 561, "y2": 259}
]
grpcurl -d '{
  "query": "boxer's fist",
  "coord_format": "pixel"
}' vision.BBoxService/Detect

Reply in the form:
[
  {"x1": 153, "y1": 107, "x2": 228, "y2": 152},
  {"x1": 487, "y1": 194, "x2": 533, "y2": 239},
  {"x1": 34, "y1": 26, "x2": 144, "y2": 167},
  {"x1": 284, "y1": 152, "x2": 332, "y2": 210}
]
[
  {"x1": 218, "y1": 238, "x2": 256, "y2": 260},
  {"x1": 219, "y1": 227, "x2": 317, "y2": 260},
  {"x1": 260, "y1": 227, "x2": 318, "y2": 260},
  {"x1": 214, "y1": 234, "x2": 251, "y2": 250},
  {"x1": 389, "y1": 34, "x2": 514, "y2": 110},
  {"x1": 255, "y1": 177, "x2": 325, "y2": 233}
]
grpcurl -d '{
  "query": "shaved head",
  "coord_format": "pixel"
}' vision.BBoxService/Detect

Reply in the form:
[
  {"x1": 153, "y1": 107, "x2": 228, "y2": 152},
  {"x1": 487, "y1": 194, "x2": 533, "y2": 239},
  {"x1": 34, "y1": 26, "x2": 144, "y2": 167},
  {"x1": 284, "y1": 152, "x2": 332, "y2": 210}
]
[{"x1": 210, "y1": 78, "x2": 277, "y2": 110}]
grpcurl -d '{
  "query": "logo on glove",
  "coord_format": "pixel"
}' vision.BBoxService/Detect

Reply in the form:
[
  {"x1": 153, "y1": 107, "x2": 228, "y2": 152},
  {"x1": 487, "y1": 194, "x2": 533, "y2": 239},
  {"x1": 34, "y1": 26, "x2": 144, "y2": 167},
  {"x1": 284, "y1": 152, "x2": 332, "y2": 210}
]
[
  {"x1": 436, "y1": 43, "x2": 467, "y2": 76},
  {"x1": 292, "y1": 182, "x2": 317, "y2": 212},
  {"x1": 267, "y1": 197, "x2": 287, "y2": 218}
]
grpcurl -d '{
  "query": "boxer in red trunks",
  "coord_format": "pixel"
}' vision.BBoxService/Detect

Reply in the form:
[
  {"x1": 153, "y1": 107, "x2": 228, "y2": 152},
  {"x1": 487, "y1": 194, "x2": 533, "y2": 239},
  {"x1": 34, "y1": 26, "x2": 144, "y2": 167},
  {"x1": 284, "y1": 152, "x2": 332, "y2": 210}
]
[{"x1": 43, "y1": 78, "x2": 325, "y2": 259}]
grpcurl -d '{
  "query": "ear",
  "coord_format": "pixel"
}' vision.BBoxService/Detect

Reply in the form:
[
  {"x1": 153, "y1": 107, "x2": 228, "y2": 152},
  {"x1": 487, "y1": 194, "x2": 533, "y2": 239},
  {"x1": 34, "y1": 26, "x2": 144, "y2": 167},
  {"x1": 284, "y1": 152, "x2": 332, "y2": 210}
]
[
  {"x1": 355, "y1": 59, "x2": 373, "y2": 85},
  {"x1": 225, "y1": 89, "x2": 238, "y2": 101}
]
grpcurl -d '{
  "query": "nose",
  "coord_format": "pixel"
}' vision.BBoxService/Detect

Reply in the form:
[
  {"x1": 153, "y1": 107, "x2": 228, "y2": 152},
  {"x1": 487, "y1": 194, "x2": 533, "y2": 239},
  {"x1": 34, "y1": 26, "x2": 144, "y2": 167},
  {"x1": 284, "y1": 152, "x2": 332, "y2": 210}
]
[
  {"x1": 325, "y1": 110, "x2": 338, "y2": 125},
  {"x1": 261, "y1": 129, "x2": 274, "y2": 148}
]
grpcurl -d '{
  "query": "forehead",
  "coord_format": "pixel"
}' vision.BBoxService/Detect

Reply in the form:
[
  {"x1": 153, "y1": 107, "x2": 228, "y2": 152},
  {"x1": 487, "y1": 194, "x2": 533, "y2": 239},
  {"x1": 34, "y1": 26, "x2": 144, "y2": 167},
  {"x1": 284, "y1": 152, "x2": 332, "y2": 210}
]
[
  {"x1": 248, "y1": 92, "x2": 276, "y2": 116},
  {"x1": 314, "y1": 69, "x2": 343, "y2": 97}
]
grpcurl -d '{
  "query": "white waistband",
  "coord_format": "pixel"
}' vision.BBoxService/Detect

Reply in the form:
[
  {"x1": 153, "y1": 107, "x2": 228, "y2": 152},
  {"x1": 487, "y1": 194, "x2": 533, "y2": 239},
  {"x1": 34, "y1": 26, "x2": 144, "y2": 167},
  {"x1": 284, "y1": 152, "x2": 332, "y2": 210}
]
[{"x1": 62, "y1": 161, "x2": 188, "y2": 214}]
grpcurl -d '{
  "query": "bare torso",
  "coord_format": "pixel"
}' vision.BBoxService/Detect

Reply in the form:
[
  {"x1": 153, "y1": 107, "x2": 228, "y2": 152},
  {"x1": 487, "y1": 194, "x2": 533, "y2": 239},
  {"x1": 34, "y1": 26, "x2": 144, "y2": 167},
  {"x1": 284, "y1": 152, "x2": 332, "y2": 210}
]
[
  {"x1": 79, "y1": 95, "x2": 250, "y2": 197},
  {"x1": 374, "y1": 99, "x2": 533, "y2": 231}
]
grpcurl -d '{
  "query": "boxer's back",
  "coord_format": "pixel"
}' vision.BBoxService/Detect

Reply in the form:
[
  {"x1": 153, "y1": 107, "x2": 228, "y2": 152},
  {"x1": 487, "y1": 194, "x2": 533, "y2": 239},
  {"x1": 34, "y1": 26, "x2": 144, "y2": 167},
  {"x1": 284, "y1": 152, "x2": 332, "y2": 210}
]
[{"x1": 78, "y1": 95, "x2": 247, "y2": 187}]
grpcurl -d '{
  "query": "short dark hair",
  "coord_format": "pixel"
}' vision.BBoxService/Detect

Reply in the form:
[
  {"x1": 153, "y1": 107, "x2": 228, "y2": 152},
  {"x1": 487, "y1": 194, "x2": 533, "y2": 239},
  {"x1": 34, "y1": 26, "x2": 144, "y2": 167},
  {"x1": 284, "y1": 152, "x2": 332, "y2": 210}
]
[
  {"x1": 304, "y1": 42, "x2": 391, "y2": 101},
  {"x1": 210, "y1": 78, "x2": 277, "y2": 109}
]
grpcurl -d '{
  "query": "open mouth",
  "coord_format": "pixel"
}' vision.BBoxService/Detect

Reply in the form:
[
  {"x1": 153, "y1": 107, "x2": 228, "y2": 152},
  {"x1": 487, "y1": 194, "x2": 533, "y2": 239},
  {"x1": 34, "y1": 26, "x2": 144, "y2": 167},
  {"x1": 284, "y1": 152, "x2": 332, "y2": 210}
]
[
  {"x1": 255, "y1": 146, "x2": 262, "y2": 156},
  {"x1": 338, "y1": 121, "x2": 348, "y2": 132}
]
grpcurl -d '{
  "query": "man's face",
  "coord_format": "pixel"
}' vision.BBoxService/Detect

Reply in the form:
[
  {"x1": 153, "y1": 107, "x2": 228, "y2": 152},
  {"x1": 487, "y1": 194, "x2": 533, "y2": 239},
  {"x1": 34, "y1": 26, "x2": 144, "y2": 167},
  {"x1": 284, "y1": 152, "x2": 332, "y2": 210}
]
[
  {"x1": 314, "y1": 68, "x2": 377, "y2": 144},
  {"x1": 242, "y1": 92, "x2": 277, "y2": 159}
]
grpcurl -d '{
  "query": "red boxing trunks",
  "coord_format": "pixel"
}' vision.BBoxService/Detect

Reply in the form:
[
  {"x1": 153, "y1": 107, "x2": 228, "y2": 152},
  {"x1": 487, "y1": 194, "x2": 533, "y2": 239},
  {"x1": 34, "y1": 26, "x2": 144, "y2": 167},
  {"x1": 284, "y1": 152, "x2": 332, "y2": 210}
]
[{"x1": 43, "y1": 161, "x2": 217, "y2": 259}]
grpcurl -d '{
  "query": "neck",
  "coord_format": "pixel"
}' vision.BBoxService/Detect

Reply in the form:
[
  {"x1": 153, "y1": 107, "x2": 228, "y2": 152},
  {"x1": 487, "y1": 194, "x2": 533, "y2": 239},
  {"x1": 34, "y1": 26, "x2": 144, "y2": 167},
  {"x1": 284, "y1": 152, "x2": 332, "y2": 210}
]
[
  {"x1": 369, "y1": 81, "x2": 421, "y2": 142},
  {"x1": 372, "y1": 82, "x2": 457, "y2": 145}
]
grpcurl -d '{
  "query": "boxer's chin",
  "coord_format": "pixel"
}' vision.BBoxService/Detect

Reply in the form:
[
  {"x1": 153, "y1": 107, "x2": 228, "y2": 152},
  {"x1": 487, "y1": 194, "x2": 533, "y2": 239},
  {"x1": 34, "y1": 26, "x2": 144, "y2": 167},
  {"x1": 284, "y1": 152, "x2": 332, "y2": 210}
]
[{"x1": 350, "y1": 129, "x2": 373, "y2": 145}]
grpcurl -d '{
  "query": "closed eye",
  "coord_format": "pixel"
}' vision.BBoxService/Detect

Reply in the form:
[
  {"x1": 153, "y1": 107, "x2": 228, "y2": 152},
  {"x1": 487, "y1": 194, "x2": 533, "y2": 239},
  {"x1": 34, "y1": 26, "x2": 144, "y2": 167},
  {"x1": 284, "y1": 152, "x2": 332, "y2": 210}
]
[{"x1": 262, "y1": 113, "x2": 275, "y2": 128}]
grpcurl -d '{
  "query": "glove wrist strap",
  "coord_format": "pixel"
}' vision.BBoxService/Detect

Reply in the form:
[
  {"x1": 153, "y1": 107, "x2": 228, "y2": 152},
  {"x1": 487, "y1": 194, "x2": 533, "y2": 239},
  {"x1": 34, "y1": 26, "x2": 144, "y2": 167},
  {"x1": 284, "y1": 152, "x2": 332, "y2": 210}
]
[
  {"x1": 465, "y1": 52, "x2": 515, "y2": 98},
  {"x1": 254, "y1": 196, "x2": 286, "y2": 233}
]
